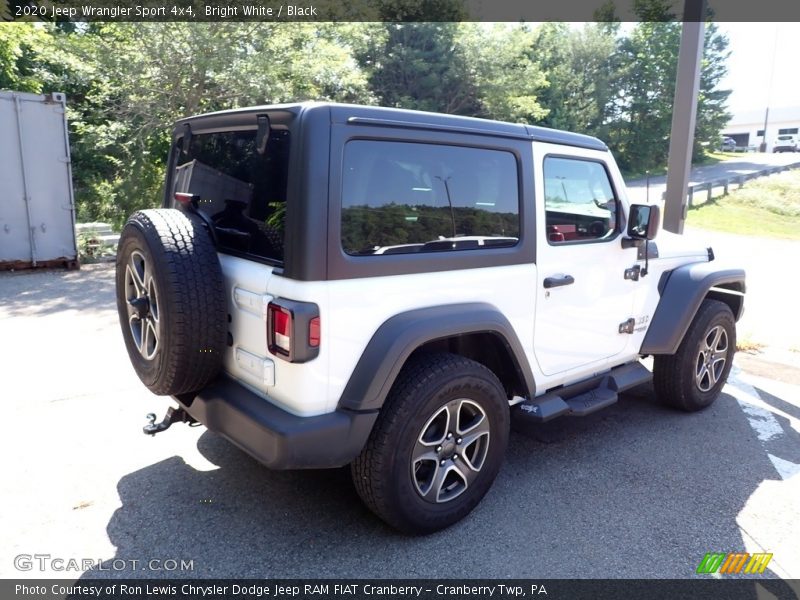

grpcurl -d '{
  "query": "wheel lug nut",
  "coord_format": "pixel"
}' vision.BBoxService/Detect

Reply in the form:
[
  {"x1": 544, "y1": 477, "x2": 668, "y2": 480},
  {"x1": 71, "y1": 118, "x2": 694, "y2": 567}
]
[
  {"x1": 440, "y1": 460, "x2": 446, "y2": 466},
  {"x1": 436, "y1": 446, "x2": 442, "y2": 453},
  {"x1": 447, "y1": 433, "x2": 453, "y2": 439},
  {"x1": 456, "y1": 438, "x2": 462, "y2": 444},
  {"x1": 453, "y1": 454, "x2": 459, "y2": 461}
]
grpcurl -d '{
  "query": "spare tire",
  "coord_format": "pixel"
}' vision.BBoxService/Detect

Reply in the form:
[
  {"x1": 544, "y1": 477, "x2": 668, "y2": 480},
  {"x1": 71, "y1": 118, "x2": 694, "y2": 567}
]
[{"x1": 115, "y1": 208, "x2": 227, "y2": 396}]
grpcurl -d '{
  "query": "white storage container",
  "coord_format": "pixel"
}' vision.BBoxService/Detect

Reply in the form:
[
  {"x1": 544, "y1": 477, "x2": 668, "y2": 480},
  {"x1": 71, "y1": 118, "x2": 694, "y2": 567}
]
[{"x1": 0, "y1": 90, "x2": 78, "y2": 269}]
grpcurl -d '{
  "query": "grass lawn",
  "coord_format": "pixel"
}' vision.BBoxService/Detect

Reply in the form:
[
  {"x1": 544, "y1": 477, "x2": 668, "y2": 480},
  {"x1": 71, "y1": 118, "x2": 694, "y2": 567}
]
[
  {"x1": 686, "y1": 169, "x2": 800, "y2": 239},
  {"x1": 703, "y1": 150, "x2": 746, "y2": 162}
]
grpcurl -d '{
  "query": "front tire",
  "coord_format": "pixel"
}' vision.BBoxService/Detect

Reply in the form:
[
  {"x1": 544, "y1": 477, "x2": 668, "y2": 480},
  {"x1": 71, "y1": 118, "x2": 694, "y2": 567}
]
[
  {"x1": 351, "y1": 353, "x2": 510, "y2": 534},
  {"x1": 653, "y1": 299, "x2": 736, "y2": 412}
]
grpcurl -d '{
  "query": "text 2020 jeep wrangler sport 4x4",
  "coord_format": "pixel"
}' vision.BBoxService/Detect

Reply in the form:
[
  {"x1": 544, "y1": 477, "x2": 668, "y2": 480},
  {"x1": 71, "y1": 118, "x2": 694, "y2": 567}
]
[{"x1": 116, "y1": 102, "x2": 745, "y2": 534}]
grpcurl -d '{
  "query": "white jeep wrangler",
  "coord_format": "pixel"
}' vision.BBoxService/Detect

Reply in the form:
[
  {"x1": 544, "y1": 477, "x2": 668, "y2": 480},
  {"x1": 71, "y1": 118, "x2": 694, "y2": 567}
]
[{"x1": 116, "y1": 103, "x2": 745, "y2": 534}]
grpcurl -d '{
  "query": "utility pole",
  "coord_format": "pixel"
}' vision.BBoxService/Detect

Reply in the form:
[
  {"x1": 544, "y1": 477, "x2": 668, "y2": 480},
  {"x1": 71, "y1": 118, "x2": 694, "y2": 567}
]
[
  {"x1": 760, "y1": 24, "x2": 780, "y2": 153},
  {"x1": 662, "y1": 0, "x2": 706, "y2": 234}
]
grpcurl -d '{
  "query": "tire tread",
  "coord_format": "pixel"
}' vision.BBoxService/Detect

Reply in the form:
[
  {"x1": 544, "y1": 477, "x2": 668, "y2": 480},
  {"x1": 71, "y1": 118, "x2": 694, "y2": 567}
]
[
  {"x1": 352, "y1": 353, "x2": 507, "y2": 533},
  {"x1": 653, "y1": 299, "x2": 736, "y2": 412},
  {"x1": 117, "y1": 208, "x2": 226, "y2": 396}
]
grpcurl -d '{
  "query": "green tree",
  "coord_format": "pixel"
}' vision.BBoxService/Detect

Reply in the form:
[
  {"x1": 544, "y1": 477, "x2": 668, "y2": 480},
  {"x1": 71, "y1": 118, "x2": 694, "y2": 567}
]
[
  {"x1": 531, "y1": 23, "x2": 616, "y2": 134},
  {"x1": 8, "y1": 23, "x2": 376, "y2": 226},
  {"x1": 610, "y1": 21, "x2": 683, "y2": 172},
  {"x1": 363, "y1": 22, "x2": 482, "y2": 115},
  {"x1": 694, "y1": 21, "x2": 732, "y2": 159},
  {"x1": 362, "y1": 23, "x2": 546, "y2": 121},
  {"x1": 0, "y1": 18, "x2": 733, "y2": 223},
  {"x1": 600, "y1": 0, "x2": 731, "y2": 172},
  {"x1": 0, "y1": 23, "x2": 54, "y2": 92},
  {"x1": 458, "y1": 23, "x2": 548, "y2": 123}
]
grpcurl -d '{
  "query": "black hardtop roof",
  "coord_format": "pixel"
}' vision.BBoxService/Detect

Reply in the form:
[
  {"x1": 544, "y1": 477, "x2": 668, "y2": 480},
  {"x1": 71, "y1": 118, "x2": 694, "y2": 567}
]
[{"x1": 175, "y1": 101, "x2": 608, "y2": 151}]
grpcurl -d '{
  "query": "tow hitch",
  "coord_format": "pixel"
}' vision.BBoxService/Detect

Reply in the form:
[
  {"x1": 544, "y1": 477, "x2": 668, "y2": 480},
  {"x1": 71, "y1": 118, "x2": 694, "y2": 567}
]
[{"x1": 143, "y1": 406, "x2": 197, "y2": 436}]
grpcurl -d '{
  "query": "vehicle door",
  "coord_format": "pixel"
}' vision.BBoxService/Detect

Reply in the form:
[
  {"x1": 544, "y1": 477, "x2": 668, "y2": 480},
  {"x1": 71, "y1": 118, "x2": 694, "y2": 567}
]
[{"x1": 532, "y1": 147, "x2": 634, "y2": 376}]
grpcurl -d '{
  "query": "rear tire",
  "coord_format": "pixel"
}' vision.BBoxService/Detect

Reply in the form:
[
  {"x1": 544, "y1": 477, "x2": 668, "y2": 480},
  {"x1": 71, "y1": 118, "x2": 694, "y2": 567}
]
[
  {"x1": 653, "y1": 299, "x2": 736, "y2": 412},
  {"x1": 351, "y1": 353, "x2": 509, "y2": 534},
  {"x1": 115, "y1": 209, "x2": 227, "y2": 396}
]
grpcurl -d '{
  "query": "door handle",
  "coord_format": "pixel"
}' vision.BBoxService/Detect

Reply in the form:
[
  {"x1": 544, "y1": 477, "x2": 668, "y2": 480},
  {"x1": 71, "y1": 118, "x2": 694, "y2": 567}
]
[{"x1": 543, "y1": 274, "x2": 575, "y2": 289}]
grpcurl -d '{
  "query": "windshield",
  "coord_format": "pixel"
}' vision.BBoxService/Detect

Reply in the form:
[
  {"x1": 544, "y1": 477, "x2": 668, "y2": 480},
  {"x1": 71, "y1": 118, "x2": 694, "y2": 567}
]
[{"x1": 172, "y1": 128, "x2": 290, "y2": 264}]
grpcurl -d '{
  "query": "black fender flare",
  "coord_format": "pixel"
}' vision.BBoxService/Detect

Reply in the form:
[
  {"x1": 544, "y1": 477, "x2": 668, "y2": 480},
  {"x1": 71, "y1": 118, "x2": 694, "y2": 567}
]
[
  {"x1": 337, "y1": 303, "x2": 535, "y2": 412},
  {"x1": 640, "y1": 261, "x2": 746, "y2": 355}
]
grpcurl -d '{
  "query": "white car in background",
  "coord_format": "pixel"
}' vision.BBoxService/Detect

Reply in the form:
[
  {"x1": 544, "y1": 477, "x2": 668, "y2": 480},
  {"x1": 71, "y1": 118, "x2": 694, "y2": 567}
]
[{"x1": 773, "y1": 134, "x2": 799, "y2": 153}]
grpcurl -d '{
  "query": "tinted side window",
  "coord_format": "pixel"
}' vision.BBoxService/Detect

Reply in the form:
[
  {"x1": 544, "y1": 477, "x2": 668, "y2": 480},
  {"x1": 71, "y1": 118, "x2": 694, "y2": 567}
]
[
  {"x1": 543, "y1": 156, "x2": 617, "y2": 244},
  {"x1": 341, "y1": 140, "x2": 520, "y2": 255}
]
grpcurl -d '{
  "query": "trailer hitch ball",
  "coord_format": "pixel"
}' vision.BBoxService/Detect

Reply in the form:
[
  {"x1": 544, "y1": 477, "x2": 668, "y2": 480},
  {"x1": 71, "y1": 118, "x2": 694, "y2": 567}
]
[{"x1": 143, "y1": 406, "x2": 196, "y2": 436}]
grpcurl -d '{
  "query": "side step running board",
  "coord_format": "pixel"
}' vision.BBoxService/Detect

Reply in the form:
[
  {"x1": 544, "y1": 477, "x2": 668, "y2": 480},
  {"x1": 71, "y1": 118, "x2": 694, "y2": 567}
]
[
  {"x1": 565, "y1": 387, "x2": 617, "y2": 417},
  {"x1": 514, "y1": 362, "x2": 652, "y2": 423}
]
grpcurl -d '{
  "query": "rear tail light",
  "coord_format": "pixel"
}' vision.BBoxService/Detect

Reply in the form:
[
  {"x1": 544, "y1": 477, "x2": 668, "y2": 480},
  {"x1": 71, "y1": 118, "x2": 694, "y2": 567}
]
[
  {"x1": 267, "y1": 299, "x2": 320, "y2": 362},
  {"x1": 309, "y1": 317, "x2": 321, "y2": 347},
  {"x1": 268, "y1": 304, "x2": 292, "y2": 355}
]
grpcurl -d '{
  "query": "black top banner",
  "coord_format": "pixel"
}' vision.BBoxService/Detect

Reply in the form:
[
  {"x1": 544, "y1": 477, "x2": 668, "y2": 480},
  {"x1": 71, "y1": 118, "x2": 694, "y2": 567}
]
[{"x1": 4, "y1": 0, "x2": 800, "y2": 22}]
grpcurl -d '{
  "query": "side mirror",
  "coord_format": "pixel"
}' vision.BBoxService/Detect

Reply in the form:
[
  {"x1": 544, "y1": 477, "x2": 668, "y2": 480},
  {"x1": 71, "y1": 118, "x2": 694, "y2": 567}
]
[{"x1": 627, "y1": 204, "x2": 660, "y2": 241}]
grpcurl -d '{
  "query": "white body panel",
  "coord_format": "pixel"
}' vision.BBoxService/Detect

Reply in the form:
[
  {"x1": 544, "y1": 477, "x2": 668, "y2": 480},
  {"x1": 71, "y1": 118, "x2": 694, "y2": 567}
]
[
  {"x1": 224, "y1": 257, "x2": 538, "y2": 416},
  {"x1": 532, "y1": 143, "x2": 634, "y2": 375},
  {"x1": 322, "y1": 265, "x2": 537, "y2": 412}
]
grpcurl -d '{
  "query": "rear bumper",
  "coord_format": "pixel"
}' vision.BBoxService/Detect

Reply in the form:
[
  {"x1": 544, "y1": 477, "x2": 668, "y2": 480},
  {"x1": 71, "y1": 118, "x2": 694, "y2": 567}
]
[{"x1": 176, "y1": 377, "x2": 378, "y2": 469}]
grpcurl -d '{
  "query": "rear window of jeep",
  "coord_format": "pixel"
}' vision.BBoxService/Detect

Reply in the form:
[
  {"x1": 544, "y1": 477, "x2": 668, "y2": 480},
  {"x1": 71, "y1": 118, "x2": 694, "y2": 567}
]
[
  {"x1": 172, "y1": 129, "x2": 290, "y2": 264},
  {"x1": 341, "y1": 140, "x2": 520, "y2": 256}
]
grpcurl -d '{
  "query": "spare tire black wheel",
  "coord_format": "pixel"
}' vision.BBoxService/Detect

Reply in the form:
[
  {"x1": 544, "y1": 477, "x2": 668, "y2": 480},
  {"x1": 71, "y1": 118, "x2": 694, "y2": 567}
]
[{"x1": 115, "y1": 208, "x2": 227, "y2": 396}]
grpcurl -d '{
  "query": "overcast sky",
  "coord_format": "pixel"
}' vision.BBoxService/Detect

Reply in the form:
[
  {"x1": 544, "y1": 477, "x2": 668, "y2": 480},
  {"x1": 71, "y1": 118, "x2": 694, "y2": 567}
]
[{"x1": 717, "y1": 22, "x2": 800, "y2": 116}]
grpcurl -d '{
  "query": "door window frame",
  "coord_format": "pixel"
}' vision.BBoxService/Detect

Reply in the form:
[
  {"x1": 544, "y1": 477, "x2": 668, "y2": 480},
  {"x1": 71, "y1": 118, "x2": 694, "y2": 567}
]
[
  {"x1": 327, "y1": 123, "x2": 536, "y2": 280},
  {"x1": 542, "y1": 153, "x2": 621, "y2": 247}
]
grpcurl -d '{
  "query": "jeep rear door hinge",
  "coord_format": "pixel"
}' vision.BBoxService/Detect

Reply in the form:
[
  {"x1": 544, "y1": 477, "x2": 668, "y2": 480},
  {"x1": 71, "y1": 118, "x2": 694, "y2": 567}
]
[{"x1": 624, "y1": 265, "x2": 641, "y2": 281}]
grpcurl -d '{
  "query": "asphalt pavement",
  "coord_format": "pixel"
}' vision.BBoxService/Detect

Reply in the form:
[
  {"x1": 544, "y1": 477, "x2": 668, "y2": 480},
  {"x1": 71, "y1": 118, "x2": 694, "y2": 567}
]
[
  {"x1": 625, "y1": 152, "x2": 800, "y2": 203},
  {"x1": 1, "y1": 261, "x2": 798, "y2": 583}
]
